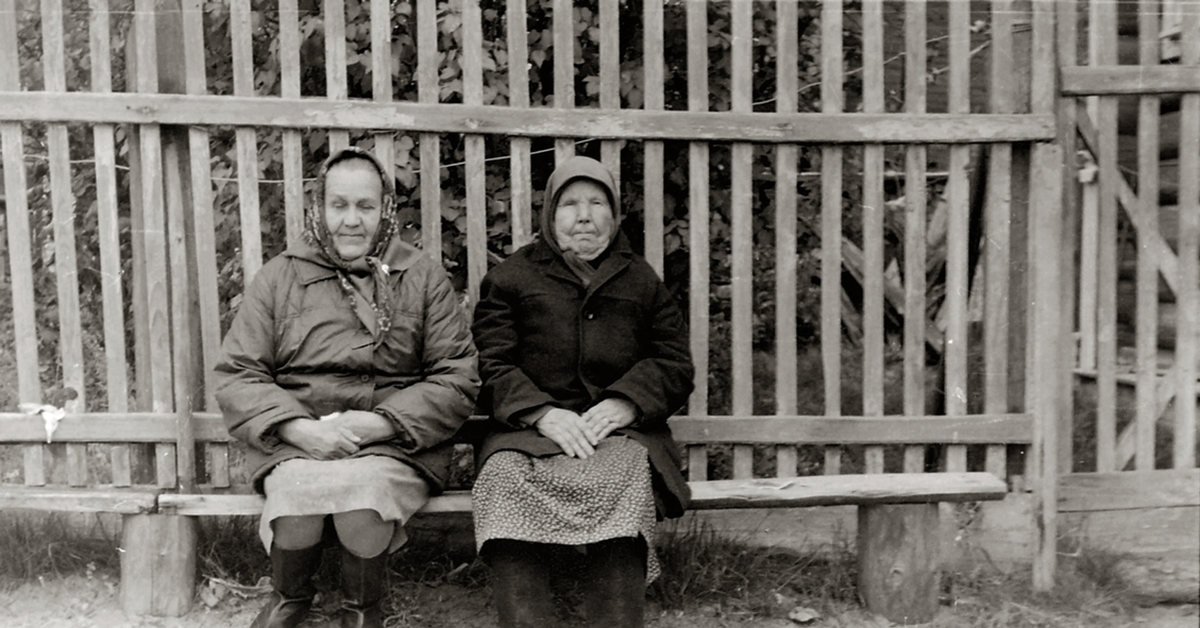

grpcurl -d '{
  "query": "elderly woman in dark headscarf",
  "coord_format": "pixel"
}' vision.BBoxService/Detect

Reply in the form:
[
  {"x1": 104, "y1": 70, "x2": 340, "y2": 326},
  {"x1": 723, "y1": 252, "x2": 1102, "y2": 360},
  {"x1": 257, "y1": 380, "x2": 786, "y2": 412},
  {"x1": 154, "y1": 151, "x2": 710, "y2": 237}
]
[
  {"x1": 471, "y1": 156, "x2": 694, "y2": 628},
  {"x1": 215, "y1": 147, "x2": 479, "y2": 628}
]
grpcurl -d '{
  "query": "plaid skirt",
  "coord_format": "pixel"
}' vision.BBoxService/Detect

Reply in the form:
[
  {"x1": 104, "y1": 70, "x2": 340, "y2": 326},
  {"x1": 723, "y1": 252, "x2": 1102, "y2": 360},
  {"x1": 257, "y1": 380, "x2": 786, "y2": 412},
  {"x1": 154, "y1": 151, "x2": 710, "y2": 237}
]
[
  {"x1": 259, "y1": 455, "x2": 430, "y2": 553},
  {"x1": 471, "y1": 436, "x2": 660, "y2": 582}
]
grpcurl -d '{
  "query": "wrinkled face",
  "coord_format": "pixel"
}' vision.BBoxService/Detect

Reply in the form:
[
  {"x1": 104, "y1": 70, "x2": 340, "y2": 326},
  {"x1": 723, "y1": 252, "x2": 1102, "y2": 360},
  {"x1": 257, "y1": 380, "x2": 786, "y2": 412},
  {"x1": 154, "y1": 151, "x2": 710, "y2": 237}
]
[
  {"x1": 553, "y1": 179, "x2": 614, "y2": 260},
  {"x1": 324, "y1": 158, "x2": 383, "y2": 261}
]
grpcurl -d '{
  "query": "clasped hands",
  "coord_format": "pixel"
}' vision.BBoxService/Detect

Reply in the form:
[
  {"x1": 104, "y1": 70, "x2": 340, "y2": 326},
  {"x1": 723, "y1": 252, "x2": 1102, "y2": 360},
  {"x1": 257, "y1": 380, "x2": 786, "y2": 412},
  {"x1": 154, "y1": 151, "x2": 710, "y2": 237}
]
[
  {"x1": 534, "y1": 398, "x2": 638, "y2": 459},
  {"x1": 276, "y1": 410, "x2": 388, "y2": 460}
]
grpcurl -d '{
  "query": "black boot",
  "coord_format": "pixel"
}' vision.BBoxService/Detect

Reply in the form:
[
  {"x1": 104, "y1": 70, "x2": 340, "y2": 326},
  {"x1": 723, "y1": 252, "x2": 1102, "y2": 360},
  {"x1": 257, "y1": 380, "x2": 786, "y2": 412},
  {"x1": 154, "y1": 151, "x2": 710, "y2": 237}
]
[
  {"x1": 487, "y1": 539, "x2": 556, "y2": 628},
  {"x1": 249, "y1": 544, "x2": 322, "y2": 628},
  {"x1": 582, "y1": 538, "x2": 646, "y2": 628},
  {"x1": 337, "y1": 547, "x2": 388, "y2": 628}
]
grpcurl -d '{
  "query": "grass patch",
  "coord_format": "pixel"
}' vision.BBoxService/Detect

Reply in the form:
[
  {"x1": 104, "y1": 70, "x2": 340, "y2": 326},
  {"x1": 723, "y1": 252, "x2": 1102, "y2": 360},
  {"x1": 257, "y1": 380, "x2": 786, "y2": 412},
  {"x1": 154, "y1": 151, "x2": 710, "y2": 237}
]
[{"x1": 0, "y1": 513, "x2": 120, "y2": 591}]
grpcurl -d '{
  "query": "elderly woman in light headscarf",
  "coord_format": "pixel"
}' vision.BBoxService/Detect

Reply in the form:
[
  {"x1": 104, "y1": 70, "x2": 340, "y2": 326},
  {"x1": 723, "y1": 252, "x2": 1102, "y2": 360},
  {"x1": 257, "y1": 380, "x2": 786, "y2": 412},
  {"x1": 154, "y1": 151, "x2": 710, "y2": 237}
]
[
  {"x1": 471, "y1": 156, "x2": 694, "y2": 628},
  {"x1": 215, "y1": 147, "x2": 479, "y2": 628}
]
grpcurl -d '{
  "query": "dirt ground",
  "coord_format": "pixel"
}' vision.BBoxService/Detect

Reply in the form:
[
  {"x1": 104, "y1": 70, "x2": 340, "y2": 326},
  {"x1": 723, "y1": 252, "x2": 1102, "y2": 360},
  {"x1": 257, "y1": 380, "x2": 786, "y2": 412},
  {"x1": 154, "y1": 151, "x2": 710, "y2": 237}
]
[{"x1": 1, "y1": 572, "x2": 1197, "y2": 628}]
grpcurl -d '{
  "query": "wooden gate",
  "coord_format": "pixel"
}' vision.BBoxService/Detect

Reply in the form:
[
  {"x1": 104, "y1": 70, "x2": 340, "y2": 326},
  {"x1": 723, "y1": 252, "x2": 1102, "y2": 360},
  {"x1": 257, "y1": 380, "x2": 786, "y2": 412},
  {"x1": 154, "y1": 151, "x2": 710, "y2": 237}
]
[
  {"x1": 1059, "y1": 0, "x2": 1200, "y2": 598},
  {"x1": 1, "y1": 0, "x2": 1065, "y2": 589}
]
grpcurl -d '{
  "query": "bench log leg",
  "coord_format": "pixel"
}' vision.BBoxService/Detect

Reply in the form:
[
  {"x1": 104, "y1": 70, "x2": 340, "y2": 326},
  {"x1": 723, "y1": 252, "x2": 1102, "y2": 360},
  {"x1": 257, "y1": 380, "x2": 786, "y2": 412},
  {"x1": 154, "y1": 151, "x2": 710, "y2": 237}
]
[
  {"x1": 119, "y1": 514, "x2": 197, "y2": 616},
  {"x1": 856, "y1": 503, "x2": 939, "y2": 625}
]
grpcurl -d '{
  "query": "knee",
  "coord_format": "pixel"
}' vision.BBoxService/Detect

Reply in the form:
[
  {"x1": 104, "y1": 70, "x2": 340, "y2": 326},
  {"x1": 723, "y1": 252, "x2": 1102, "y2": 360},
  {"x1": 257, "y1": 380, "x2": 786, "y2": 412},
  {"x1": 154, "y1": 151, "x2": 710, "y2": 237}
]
[
  {"x1": 272, "y1": 515, "x2": 326, "y2": 549},
  {"x1": 333, "y1": 509, "x2": 393, "y2": 557}
]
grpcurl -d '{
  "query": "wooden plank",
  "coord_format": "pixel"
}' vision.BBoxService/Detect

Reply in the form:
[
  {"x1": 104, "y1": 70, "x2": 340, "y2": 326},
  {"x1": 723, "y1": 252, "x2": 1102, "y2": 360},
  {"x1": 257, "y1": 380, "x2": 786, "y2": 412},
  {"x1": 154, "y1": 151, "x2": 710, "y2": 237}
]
[
  {"x1": 38, "y1": 0, "x2": 86, "y2": 487},
  {"x1": 820, "y1": 0, "x2": 843, "y2": 476},
  {"x1": 669, "y1": 414, "x2": 1033, "y2": 446},
  {"x1": 903, "y1": 0, "x2": 928, "y2": 474},
  {"x1": 1055, "y1": 0, "x2": 1079, "y2": 481},
  {"x1": 774, "y1": 0, "x2": 799, "y2": 478},
  {"x1": 370, "y1": 0, "x2": 394, "y2": 263},
  {"x1": 1177, "y1": 5, "x2": 1199, "y2": 469},
  {"x1": 0, "y1": 93, "x2": 1060, "y2": 143},
  {"x1": 688, "y1": 473, "x2": 1008, "y2": 510},
  {"x1": 598, "y1": 0, "x2": 620, "y2": 214},
  {"x1": 231, "y1": 0, "x2": 262, "y2": 285},
  {"x1": 984, "y1": 0, "x2": 1014, "y2": 479},
  {"x1": 416, "y1": 0, "x2": 440, "y2": 258},
  {"x1": 857, "y1": 503, "x2": 939, "y2": 624},
  {"x1": 164, "y1": 137, "x2": 196, "y2": 492},
  {"x1": 553, "y1": 0, "x2": 574, "y2": 162},
  {"x1": 861, "y1": 0, "x2": 884, "y2": 475},
  {"x1": 943, "y1": 0, "x2": 970, "y2": 473},
  {"x1": 0, "y1": 487, "x2": 159, "y2": 514},
  {"x1": 119, "y1": 514, "x2": 196, "y2": 616},
  {"x1": 730, "y1": 0, "x2": 753, "y2": 480},
  {"x1": 1061, "y1": 66, "x2": 1200, "y2": 95},
  {"x1": 642, "y1": 0, "x2": 664, "y2": 277},
  {"x1": 0, "y1": 413, "x2": 232, "y2": 443},
  {"x1": 506, "y1": 0, "x2": 531, "y2": 250},
  {"x1": 280, "y1": 0, "x2": 304, "y2": 246},
  {"x1": 324, "y1": 0, "x2": 349, "y2": 150},
  {"x1": 160, "y1": 490, "x2": 476, "y2": 516},
  {"x1": 686, "y1": 0, "x2": 709, "y2": 481},
  {"x1": 90, "y1": 0, "x2": 130, "y2": 486},
  {"x1": 1094, "y1": 0, "x2": 1119, "y2": 473},
  {"x1": 1135, "y1": 1, "x2": 1161, "y2": 472},
  {"x1": 463, "y1": 0, "x2": 485, "y2": 307},
  {"x1": 1058, "y1": 469, "x2": 1200, "y2": 512}
]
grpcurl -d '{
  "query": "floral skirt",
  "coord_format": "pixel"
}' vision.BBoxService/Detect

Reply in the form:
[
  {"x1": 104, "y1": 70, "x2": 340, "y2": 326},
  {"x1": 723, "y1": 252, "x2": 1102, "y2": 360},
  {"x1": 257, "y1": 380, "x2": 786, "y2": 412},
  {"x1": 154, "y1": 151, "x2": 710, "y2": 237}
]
[
  {"x1": 259, "y1": 455, "x2": 430, "y2": 553},
  {"x1": 471, "y1": 436, "x2": 660, "y2": 582}
]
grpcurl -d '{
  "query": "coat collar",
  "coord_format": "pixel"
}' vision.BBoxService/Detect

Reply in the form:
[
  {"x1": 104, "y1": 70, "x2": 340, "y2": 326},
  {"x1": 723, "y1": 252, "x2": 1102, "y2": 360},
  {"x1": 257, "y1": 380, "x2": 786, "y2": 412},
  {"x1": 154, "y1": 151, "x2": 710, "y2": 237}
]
[
  {"x1": 528, "y1": 231, "x2": 634, "y2": 294},
  {"x1": 285, "y1": 237, "x2": 424, "y2": 286}
]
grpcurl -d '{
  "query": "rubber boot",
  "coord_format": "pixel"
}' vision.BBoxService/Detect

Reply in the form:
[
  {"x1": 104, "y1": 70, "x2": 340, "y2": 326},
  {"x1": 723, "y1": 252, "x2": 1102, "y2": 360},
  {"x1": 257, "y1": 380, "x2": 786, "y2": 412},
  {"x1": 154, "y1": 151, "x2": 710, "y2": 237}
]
[
  {"x1": 582, "y1": 538, "x2": 646, "y2": 628},
  {"x1": 249, "y1": 544, "x2": 323, "y2": 628},
  {"x1": 337, "y1": 547, "x2": 388, "y2": 628},
  {"x1": 488, "y1": 539, "x2": 557, "y2": 628}
]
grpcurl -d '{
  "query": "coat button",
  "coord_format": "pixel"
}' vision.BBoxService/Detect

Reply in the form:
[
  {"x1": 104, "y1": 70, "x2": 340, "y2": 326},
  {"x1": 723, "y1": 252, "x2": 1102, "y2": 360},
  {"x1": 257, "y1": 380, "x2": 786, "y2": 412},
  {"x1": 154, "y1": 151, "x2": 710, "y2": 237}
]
[
  {"x1": 359, "y1": 374, "x2": 371, "y2": 383},
  {"x1": 586, "y1": 312, "x2": 595, "y2": 320}
]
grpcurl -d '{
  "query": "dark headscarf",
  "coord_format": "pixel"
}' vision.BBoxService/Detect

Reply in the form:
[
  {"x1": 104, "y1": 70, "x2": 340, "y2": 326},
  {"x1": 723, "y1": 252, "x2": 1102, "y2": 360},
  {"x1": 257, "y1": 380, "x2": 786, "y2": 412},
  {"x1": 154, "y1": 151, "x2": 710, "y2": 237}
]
[
  {"x1": 540, "y1": 156, "x2": 622, "y2": 286},
  {"x1": 303, "y1": 147, "x2": 399, "y2": 344}
]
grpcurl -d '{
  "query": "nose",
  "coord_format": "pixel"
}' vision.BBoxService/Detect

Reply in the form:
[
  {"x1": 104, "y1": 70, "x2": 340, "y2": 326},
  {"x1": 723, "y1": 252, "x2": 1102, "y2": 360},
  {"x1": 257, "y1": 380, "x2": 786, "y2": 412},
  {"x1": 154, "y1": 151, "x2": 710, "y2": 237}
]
[
  {"x1": 343, "y1": 207, "x2": 362, "y2": 227},
  {"x1": 577, "y1": 207, "x2": 593, "y2": 224}
]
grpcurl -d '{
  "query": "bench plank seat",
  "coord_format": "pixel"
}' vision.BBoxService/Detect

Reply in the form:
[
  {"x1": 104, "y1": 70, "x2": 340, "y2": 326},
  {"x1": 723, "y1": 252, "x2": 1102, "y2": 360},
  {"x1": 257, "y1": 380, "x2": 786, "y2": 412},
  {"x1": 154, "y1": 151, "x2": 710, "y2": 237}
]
[{"x1": 0, "y1": 486, "x2": 160, "y2": 514}]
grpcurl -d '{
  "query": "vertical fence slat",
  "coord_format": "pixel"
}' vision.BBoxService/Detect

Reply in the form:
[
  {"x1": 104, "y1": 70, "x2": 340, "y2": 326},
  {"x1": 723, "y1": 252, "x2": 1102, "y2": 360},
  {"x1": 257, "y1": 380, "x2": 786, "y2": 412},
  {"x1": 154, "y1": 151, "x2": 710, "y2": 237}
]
[
  {"x1": 820, "y1": 0, "x2": 843, "y2": 475},
  {"x1": 417, "y1": 0, "x2": 441, "y2": 258},
  {"x1": 686, "y1": 0, "x2": 709, "y2": 480},
  {"x1": 774, "y1": 0, "x2": 798, "y2": 478},
  {"x1": 1134, "y1": 0, "x2": 1161, "y2": 472},
  {"x1": 280, "y1": 0, "x2": 304, "y2": 248},
  {"x1": 861, "y1": 0, "x2": 884, "y2": 475},
  {"x1": 1176, "y1": 5, "x2": 1200, "y2": 469},
  {"x1": 1094, "y1": 0, "x2": 1118, "y2": 472},
  {"x1": 944, "y1": 0, "x2": 970, "y2": 472},
  {"x1": 90, "y1": 0, "x2": 131, "y2": 485},
  {"x1": 1054, "y1": 0, "x2": 1079, "y2": 481},
  {"x1": 599, "y1": 0, "x2": 621, "y2": 209},
  {"x1": 231, "y1": 0, "x2": 263, "y2": 286},
  {"x1": 902, "y1": 0, "x2": 927, "y2": 474},
  {"x1": 643, "y1": 0, "x2": 665, "y2": 277},
  {"x1": 984, "y1": 0, "x2": 1013, "y2": 478},
  {"x1": 1, "y1": 0, "x2": 44, "y2": 486},
  {"x1": 371, "y1": 0, "x2": 395, "y2": 231},
  {"x1": 164, "y1": 134, "x2": 196, "y2": 492},
  {"x1": 507, "y1": 0, "x2": 532, "y2": 250},
  {"x1": 41, "y1": 0, "x2": 87, "y2": 485},
  {"x1": 134, "y1": 0, "x2": 177, "y2": 488},
  {"x1": 324, "y1": 0, "x2": 349, "y2": 150},
  {"x1": 463, "y1": 0, "x2": 486, "y2": 307},
  {"x1": 730, "y1": 0, "x2": 754, "y2": 480},
  {"x1": 1029, "y1": 0, "x2": 1059, "y2": 591},
  {"x1": 553, "y1": 0, "x2": 574, "y2": 162}
]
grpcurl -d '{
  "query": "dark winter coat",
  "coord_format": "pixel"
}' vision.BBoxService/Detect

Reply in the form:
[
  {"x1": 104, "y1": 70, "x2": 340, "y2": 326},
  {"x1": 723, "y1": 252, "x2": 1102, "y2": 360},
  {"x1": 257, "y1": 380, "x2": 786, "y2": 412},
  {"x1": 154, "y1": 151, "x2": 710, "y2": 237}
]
[
  {"x1": 214, "y1": 238, "x2": 480, "y2": 494},
  {"x1": 471, "y1": 230, "x2": 695, "y2": 518}
]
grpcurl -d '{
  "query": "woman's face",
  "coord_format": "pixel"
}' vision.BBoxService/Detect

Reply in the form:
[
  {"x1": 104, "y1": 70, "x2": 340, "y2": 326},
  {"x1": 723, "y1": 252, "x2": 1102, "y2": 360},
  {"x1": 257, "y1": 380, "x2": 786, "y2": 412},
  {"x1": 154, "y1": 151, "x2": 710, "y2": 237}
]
[
  {"x1": 553, "y1": 179, "x2": 614, "y2": 260},
  {"x1": 323, "y1": 159, "x2": 383, "y2": 261}
]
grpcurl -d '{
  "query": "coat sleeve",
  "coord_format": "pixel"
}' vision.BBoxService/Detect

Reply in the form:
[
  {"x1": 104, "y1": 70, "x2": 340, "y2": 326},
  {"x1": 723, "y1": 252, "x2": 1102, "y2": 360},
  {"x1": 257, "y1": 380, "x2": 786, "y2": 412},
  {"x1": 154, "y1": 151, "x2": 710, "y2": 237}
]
[
  {"x1": 471, "y1": 270, "x2": 560, "y2": 428},
  {"x1": 214, "y1": 262, "x2": 313, "y2": 453},
  {"x1": 602, "y1": 277, "x2": 694, "y2": 429},
  {"x1": 374, "y1": 263, "x2": 480, "y2": 451}
]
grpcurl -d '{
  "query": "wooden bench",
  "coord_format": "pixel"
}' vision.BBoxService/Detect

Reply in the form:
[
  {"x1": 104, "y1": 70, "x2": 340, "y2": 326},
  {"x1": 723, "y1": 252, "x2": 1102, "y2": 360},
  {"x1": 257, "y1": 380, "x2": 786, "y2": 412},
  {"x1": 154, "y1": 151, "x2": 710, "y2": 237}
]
[{"x1": 0, "y1": 411, "x2": 1028, "y2": 624}]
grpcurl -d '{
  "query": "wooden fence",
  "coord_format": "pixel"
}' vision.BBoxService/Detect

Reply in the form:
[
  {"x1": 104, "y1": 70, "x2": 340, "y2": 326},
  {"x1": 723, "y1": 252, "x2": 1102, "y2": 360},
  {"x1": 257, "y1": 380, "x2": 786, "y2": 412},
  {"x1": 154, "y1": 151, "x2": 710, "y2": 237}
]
[{"x1": 1, "y1": 0, "x2": 1063, "y2": 586}]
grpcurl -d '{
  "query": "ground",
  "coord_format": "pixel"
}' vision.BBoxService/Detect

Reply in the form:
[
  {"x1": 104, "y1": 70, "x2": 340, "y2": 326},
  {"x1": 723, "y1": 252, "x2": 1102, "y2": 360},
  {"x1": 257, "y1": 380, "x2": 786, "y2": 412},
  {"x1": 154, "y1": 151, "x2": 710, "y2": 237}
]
[{"x1": 1, "y1": 573, "x2": 1196, "y2": 628}]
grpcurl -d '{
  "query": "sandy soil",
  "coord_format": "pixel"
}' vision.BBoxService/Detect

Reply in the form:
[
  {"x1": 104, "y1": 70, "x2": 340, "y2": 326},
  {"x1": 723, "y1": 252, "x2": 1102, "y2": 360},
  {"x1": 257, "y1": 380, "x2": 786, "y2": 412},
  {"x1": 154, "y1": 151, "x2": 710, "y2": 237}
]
[{"x1": 0, "y1": 572, "x2": 1196, "y2": 628}]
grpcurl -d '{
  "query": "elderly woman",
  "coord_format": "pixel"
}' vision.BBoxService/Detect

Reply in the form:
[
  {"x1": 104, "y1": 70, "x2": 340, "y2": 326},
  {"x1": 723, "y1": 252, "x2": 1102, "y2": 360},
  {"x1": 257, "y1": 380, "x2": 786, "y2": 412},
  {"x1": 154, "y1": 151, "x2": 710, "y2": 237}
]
[
  {"x1": 215, "y1": 147, "x2": 479, "y2": 628},
  {"x1": 471, "y1": 156, "x2": 694, "y2": 628}
]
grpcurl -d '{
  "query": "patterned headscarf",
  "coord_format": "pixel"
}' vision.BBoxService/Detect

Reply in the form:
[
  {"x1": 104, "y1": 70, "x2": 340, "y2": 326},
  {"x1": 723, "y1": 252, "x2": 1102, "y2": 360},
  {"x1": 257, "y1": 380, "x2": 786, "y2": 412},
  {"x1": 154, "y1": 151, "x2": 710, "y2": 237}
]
[{"x1": 303, "y1": 147, "x2": 399, "y2": 343}]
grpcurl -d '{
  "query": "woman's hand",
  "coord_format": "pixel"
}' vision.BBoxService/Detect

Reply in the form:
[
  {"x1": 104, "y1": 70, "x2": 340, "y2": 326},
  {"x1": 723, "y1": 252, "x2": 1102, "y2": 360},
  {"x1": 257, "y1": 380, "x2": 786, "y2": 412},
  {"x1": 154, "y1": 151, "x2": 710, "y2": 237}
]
[
  {"x1": 581, "y1": 398, "x2": 639, "y2": 441},
  {"x1": 535, "y1": 408, "x2": 597, "y2": 459},
  {"x1": 276, "y1": 418, "x2": 361, "y2": 460}
]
